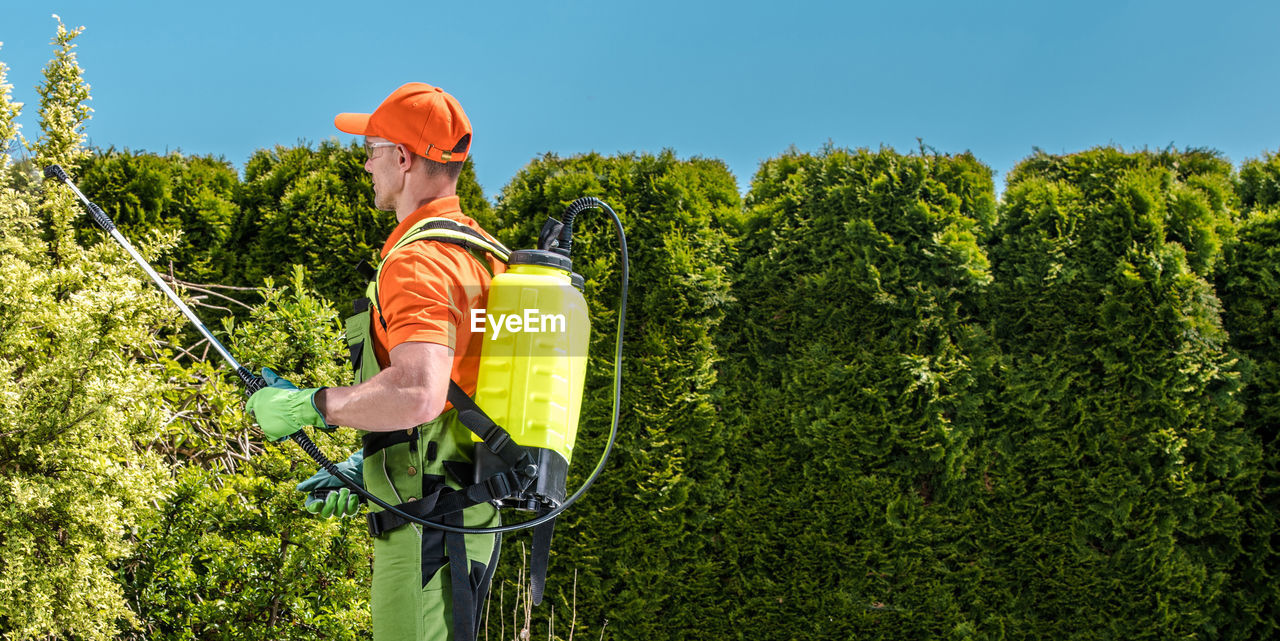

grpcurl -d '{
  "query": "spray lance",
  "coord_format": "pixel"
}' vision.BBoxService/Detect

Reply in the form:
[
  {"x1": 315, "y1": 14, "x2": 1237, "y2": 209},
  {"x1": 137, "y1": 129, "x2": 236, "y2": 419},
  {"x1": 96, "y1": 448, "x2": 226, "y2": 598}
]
[{"x1": 44, "y1": 164, "x2": 628, "y2": 555}]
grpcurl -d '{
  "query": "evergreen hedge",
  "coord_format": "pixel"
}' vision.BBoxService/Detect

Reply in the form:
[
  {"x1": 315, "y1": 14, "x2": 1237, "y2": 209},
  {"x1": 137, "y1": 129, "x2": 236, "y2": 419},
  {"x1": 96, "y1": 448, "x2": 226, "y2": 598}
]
[
  {"x1": 75, "y1": 149, "x2": 239, "y2": 283},
  {"x1": 982, "y1": 148, "x2": 1258, "y2": 639},
  {"x1": 717, "y1": 147, "x2": 999, "y2": 640},
  {"x1": 1216, "y1": 151, "x2": 1280, "y2": 640}
]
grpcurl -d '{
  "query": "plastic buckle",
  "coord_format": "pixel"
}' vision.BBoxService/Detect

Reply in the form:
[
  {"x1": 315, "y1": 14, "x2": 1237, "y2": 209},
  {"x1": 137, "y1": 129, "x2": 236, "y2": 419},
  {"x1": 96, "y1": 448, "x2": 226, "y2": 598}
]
[
  {"x1": 484, "y1": 430, "x2": 511, "y2": 454},
  {"x1": 367, "y1": 512, "x2": 385, "y2": 537},
  {"x1": 483, "y1": 473, "x2": 514, "y2": 500}
]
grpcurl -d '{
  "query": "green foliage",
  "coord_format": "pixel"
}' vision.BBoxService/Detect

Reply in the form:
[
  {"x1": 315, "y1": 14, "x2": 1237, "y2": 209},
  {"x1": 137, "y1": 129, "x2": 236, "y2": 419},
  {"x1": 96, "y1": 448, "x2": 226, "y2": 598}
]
[
  {"x1": 486, "y1": 150, "x2": 741, "y2": 640},
  {"x1": 117, "y1": 269, "x2": 371, "y2": 640},
  {"x1": 719, "y1": 146, "x2": 999, "y2": 639},
  {"x1": 78, "y1": 149, "x2": 239, "y2": 282},
  {"x1": 1006, "y1": 147, "x2": 1238, "y2": 277},
  {"x1": 119, "y1": 448, "x2": 371, "y2": 641},
  {"x1": 0, "y1": 19, "x2": 174, "y2": 640},
  {"x1": 984, "y1": 147, "x2": 1257, "y2": 639},
  {"x1": 1238, "y1": 152, "x2": 1280, "y2": 211},
  {"x1": 1216, "y1": 164, "x2": 1280, "y2": 639}
]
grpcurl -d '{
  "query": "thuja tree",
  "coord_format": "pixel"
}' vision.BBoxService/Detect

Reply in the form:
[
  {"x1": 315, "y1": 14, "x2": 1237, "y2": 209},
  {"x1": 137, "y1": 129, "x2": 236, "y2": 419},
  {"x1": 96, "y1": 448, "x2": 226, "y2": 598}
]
[
  {"x1": 0, "y1": 20, "x2": 173, "y2": 640},
  {"x1": 1215, "y1": 151, "x2": 1280, "y2": 640},
  {"x1": 76, "y1": 148, "x2": 239, "y2": 283},
  {"x1": 225, "y1": 141, "x2": 492, "y2": 306},
  {"x1": 717, "y1": 147, "x2": 999, "y2": 640},
  {"x1": 483, "y1": 151, "x2": 741, "y2": 640},
  {"x1": 983, "y1": 148, "x2": 1257, "y2": 639},
  {"x1": 1237, "y1": 152, "x2": 1280, "y2": 212}
]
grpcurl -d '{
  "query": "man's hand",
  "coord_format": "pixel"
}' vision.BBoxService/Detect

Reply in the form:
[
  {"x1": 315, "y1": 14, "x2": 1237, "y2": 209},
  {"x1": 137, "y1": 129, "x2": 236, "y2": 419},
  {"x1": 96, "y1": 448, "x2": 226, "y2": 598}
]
[
  {"x1": 246, "y1": 367, "x2": 330, "y2": 441},
  {"x1": 307, "y1": 488, "x2": 362, "y2": 518},
  {"x1": 297, "y1": 450, "x2": 364, "y2": 518}
]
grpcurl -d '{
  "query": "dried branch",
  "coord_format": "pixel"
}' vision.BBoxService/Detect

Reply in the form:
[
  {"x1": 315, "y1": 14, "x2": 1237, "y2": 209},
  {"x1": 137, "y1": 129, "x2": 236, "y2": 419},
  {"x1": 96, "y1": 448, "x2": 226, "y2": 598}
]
[{"x1": 159, "y1": 274, "x2": 259, "y2": 311}]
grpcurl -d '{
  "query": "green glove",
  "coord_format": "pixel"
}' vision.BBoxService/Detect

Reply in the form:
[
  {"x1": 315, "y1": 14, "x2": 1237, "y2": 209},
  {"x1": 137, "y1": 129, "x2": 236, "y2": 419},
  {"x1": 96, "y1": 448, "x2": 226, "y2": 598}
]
[
  {"x1": 246, "y1": 367, "x2": 330, "y2": 442},
  {"x1": 296, "y1": 450, "x2": 364, "y2": 518},
  {"x1": 308, "y1": 487, "x2": 361, "y2": 518}
]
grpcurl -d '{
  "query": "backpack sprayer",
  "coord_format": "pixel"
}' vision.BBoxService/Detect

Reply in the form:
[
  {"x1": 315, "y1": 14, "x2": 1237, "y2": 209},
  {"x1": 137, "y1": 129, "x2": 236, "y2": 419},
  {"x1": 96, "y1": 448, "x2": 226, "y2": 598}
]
[{"x1": 44, "y1": 164, "x2": 627, "y2": 579}]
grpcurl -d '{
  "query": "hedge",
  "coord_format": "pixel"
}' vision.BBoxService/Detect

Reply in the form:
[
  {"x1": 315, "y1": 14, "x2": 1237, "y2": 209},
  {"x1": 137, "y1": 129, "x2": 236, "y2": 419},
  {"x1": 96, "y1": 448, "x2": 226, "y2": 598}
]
[
  {"x1": 981, "y1": 148, "x2": 1258, "y2": 639},
  {"x1": 1215, "y1": 151, "x2": 1280, "y2": 640},
  {"x1": 717, "y1": 147, "x2": 999, "y2": 640}
]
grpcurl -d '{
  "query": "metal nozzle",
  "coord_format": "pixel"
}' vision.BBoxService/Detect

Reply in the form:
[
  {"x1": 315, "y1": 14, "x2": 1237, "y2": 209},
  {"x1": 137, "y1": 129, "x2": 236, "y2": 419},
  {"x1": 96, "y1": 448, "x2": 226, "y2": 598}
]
[{"x1": 44, "y1": 164, "x2": 70, "y2": 182}]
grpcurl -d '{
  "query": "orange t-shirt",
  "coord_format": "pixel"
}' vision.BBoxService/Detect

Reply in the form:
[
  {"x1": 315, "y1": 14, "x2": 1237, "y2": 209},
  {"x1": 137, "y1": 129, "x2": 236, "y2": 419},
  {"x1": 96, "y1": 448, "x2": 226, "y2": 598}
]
[{"x1": 372, "y1": 196, "x2": 505, "y2": 398}]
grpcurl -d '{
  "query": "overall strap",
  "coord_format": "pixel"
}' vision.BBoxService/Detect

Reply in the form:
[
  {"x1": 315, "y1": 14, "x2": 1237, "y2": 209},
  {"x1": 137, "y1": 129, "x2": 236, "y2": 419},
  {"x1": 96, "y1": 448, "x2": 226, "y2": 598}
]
[{"x1": 445, "y1": 514, "x2": 477, "y2": 641}]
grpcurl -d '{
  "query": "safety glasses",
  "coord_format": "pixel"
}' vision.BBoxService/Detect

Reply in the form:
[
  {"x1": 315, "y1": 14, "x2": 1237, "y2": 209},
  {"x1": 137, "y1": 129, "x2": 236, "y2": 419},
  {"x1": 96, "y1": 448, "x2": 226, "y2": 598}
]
[{"x1": 364, "y1": 140, "x2": 398, "y2": 159}]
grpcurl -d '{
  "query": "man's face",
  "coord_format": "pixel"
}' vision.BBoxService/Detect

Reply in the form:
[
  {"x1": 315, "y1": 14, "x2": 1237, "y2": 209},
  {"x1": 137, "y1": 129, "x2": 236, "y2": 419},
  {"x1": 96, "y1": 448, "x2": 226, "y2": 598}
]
[{"x1": 364, "y1": 136, "x2": 400, "y2": 211}]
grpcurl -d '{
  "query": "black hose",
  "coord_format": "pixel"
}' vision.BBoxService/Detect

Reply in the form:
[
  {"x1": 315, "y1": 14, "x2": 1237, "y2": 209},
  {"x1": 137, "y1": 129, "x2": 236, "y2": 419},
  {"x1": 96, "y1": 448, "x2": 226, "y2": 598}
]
[{"x1": 554, "y1": 196, "x2": 603, "y2": 258}]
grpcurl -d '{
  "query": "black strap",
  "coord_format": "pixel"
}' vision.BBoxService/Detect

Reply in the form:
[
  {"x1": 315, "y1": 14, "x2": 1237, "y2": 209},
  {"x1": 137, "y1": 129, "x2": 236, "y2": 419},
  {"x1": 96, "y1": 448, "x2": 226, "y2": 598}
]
[
  {"x1": 366, "y1": 467, "x2": 529, "y2": 537},
  {"x1": 367, "y1": 488, "x2": 442, "y2": 537},
  {"x1": 530, "y1": 515, "x2": 556, "y2": 606},
  {"x1": 475, "y1": 533, "x2": 502, "y2": 633},
  {"x1": 361, "y1": 427, "x2": 416, "y2": 460},
  {"x1": 445, "y1": 511, "x2": 476, "y2": 641},
  {"x1": 447, "y1": 381, "x2": 537, "y2": 475}
]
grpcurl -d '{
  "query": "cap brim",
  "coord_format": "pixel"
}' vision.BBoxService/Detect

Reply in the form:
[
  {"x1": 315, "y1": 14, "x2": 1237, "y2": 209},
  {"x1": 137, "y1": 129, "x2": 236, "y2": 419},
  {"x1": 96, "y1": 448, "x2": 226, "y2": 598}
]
[{"x1": 334, "y1": 112, "x2": 372, "y2": 135}]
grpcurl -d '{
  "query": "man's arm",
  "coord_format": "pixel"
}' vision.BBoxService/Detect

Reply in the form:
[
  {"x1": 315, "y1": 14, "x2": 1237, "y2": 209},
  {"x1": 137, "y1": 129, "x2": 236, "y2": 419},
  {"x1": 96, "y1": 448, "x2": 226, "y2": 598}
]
[{"x1": 314, "y1": 341, "x2": 452, "y2": 432}]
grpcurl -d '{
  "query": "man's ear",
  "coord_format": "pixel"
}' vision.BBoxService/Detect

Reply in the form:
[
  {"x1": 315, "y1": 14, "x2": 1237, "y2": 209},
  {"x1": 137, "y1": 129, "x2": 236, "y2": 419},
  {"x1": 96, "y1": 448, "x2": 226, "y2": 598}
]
[{"x1": 396, "y1": 144, "x2": 414, "y2": 173}]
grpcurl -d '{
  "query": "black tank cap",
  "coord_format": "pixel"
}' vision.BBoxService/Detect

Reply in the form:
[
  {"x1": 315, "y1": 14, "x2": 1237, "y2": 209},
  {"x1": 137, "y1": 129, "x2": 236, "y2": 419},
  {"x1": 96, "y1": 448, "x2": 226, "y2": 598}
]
[{"x1": 509, "y1": 249, "x2": 573, "y2": 272}]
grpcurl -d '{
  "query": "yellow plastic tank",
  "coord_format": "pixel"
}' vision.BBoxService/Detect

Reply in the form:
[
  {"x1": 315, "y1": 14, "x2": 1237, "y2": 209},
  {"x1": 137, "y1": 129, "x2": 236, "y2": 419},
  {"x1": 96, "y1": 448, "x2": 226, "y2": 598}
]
[{"x1": 473, "y1": 250, "x2": 589, "y2": 471}]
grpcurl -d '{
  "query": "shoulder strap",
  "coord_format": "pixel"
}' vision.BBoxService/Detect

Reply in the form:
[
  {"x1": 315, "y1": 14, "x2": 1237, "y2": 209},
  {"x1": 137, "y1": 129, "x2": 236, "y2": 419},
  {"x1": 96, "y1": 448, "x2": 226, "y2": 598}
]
[
  {"x1": 390, "y1": 217, "x2": 512, "y2": 262},
  {"x1": 372, "y1": 217, "x2": 511, "y2": 332}
]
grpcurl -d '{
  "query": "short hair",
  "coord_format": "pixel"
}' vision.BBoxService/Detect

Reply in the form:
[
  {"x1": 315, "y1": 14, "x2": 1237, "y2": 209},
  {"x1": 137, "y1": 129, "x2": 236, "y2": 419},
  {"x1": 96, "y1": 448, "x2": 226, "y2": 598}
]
[{"x1": 420, "y1": 134, "x2": 470, "y2": 181}]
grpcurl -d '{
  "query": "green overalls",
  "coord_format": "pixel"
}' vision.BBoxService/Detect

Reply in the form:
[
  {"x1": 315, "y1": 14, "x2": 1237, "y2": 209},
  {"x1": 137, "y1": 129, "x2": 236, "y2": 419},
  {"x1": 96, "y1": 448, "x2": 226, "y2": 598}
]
[{"x1": 345, "y1": 216, "x2": 512, "y2": 641}]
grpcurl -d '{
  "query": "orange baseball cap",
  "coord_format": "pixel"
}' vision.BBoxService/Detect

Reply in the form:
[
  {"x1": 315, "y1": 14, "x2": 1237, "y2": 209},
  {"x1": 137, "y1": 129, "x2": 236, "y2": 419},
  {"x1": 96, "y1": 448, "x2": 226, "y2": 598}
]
[{"x1": 335, "y1": 82, "x2": 471, "y2": 163}]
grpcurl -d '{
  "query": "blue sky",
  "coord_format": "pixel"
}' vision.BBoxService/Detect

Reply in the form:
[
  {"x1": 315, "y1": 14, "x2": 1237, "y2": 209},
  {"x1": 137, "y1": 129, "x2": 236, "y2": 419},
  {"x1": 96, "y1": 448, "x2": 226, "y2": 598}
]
[{"x1": 2, "y1": 0, "x2": 1277, "y2": 198}]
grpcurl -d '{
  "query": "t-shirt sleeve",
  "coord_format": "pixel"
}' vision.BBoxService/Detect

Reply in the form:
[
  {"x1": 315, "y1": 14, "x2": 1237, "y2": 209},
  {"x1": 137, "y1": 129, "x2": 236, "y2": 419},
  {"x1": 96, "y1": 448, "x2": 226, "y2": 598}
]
[{"x1": 378, "y1": 247, "x2": 463, "y2": 351}]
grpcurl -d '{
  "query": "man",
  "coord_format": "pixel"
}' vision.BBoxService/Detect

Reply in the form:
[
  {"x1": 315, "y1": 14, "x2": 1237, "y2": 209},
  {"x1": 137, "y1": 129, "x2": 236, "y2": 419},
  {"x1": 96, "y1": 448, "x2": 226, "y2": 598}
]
[{"x1": 247, "y1": 82, "x2": 505, "y2": 641}]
